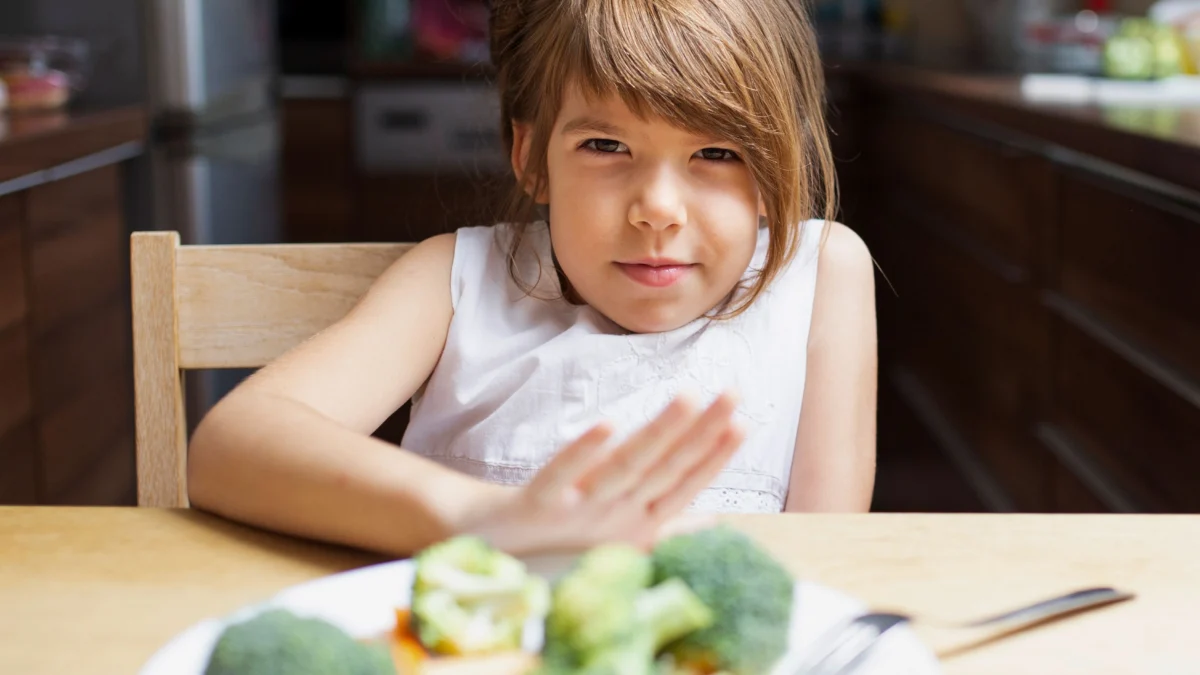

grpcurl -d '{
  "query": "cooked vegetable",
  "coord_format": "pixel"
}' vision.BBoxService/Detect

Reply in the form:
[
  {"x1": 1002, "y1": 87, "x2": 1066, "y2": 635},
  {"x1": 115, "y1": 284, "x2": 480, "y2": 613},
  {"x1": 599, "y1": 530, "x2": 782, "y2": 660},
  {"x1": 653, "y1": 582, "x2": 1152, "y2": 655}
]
[
  {"x1": 411, "y1": 536, "x2": 551, "y2": 656},
  {"x1": 538, "y1": 544, "x2": 715, "y2": 675},
  {"x1": 391, "y1": 609, "x2": 430, "y2": 673},
  {"x1": 651, "y1": 525, "x2": 794, "y2": 675},
  {"x1": 543, "y1": 543, "x2": 653, "y2": 655},
  {"x1": 203, "y1": 608, "x2": 393, "y2": 675}
]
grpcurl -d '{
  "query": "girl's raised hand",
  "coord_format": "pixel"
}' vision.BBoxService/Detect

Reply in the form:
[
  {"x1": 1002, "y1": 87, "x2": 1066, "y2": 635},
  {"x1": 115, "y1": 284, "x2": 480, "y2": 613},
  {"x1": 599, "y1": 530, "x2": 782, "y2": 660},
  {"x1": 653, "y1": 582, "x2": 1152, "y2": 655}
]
[{"x1": 458, "y1": 391, "x2": 744, "y2": 556}]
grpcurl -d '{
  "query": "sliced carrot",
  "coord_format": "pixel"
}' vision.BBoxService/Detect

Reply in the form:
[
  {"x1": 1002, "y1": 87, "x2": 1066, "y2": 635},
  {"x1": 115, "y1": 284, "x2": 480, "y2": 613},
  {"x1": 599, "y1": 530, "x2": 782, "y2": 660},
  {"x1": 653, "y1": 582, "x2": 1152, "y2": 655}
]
[{"x1": 390, "y1": 608, "x2": 429, "y2": 674}]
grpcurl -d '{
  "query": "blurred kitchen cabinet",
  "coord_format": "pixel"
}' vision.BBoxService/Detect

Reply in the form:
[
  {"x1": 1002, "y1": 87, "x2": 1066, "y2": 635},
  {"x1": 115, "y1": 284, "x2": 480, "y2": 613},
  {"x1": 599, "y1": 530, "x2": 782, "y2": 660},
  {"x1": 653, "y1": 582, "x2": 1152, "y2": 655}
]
[
  {"x1": 0, "y1": 193, "x2": 35, "y2": 503},
  {"x1": 282, "y1": 85, "x2": 513, "y2": 244},
  {"x1": 353, "y1": 81, "x2": 512, "y2": 242},
  {"x1": 842, "y1": 72, "x2": 1200, "y2": 514},
  {"x1": 0, "y1": 165, "x2": 136, "y2": 506},
  {"x1": 1047, "y1": 166, "x2": 1200, "y2": 513},
  {"x1": 281, "y1": 97, "x2": 357, "y2": 243},
  {"x1": 359, "y1": 171, "x2": 512, "y2": 242}
]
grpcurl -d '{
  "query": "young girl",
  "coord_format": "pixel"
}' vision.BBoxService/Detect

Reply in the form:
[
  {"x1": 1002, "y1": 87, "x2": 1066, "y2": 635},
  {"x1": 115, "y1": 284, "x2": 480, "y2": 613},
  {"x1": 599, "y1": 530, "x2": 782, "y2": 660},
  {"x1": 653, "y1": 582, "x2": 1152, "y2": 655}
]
[{"x1": 187, "y1": 0, "x2": 877, "y2": 558}]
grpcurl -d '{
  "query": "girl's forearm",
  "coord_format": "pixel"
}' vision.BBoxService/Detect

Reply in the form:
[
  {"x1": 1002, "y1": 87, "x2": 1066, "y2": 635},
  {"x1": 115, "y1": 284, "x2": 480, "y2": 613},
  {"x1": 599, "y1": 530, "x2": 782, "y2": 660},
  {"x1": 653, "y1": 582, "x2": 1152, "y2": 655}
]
[{"x1": 186, "y1": 390, "x2": 506, "y2": 557}]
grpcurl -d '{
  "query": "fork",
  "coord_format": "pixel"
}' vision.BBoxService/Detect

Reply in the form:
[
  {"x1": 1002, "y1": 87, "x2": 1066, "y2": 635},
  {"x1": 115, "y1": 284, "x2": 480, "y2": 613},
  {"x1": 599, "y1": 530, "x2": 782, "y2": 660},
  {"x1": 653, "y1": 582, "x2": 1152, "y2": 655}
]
[{"x1": 781, "y1": 586, "x2": 1135, "y2": 675}]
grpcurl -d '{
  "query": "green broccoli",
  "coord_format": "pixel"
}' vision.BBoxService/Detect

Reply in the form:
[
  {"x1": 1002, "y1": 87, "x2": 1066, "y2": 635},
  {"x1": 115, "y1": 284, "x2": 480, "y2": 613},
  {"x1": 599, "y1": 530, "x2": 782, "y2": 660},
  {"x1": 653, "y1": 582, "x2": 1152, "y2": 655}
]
[
  {"x1": 651, "y1": 525, "x2": 794, "y2": 675},
  {"x1": 203, "y1": 608, "x2": 393, "y2": 675},
  {"x1": 411, "y1": 535, "x2": 551, "y2": 656},
  {"x1": 543, "y1": 543, "x2": 653, "y2": 655},
  {"x1": 538, "y1": 544, "x2": 714, "y2": 675},
  {"x1": 637, "y1": 577, "x2": 716, "y2": 651}
]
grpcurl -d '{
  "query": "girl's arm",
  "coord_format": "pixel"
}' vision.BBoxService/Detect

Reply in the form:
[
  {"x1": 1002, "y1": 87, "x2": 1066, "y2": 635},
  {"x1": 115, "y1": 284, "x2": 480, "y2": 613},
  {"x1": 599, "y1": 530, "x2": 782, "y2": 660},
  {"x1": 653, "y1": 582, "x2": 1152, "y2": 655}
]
[
  {"x1": 187, "y1": 233, "x2": 502, "y2": 556},
  {"x1": 784, "y1": 222, "x2": 879, "y2": 512}
]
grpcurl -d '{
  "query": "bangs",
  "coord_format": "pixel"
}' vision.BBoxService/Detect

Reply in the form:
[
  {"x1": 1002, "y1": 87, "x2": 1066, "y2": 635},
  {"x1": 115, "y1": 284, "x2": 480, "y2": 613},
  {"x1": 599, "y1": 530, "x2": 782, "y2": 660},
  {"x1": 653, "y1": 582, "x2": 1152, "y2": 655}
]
[{"x1": 545, "y1": 0, "x2": 789, "y2": 153}]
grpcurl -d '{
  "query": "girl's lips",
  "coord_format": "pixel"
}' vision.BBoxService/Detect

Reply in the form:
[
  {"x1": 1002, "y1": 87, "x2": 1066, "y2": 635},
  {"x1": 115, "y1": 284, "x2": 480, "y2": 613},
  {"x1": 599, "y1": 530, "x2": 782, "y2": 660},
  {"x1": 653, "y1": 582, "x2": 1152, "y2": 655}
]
[{"x1": 615, "y1": 262, "x2": 695, "y2": 287}]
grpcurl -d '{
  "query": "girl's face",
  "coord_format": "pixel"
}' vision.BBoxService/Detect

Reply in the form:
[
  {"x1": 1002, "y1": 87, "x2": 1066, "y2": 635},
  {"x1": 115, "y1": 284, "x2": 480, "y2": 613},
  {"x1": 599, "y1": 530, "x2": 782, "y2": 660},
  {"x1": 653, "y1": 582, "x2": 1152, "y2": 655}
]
[{"x1": 514, "y1": 85, "x2": 764, "y2": 334}]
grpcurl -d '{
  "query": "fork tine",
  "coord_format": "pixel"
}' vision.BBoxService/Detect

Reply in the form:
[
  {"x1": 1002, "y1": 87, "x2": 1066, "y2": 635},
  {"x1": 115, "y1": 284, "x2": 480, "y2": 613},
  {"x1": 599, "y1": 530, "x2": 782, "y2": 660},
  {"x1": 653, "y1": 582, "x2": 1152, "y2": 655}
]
[
  {"x1": 789, "y1": 619, "x2": 871, "y2": 675},
  {"x1": 809, "y1": 624, "x2": 884, "y2": 675},
  {"x1": 791, "y1": 613, "x2": 910, "y2": 675}
]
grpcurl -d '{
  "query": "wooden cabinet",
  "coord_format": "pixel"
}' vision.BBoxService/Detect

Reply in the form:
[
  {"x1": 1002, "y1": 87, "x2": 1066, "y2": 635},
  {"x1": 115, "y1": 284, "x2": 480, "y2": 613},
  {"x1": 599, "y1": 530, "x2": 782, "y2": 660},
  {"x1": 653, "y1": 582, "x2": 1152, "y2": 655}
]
[
  {"x1": 281, "y1": 99, "x2": 356, "y2": 244},
  {"x1": 838, "y1": 70, "x2": 1200, "y2": 514},
  {"x1": 281, "y1": 97, "x2": 512, "y2": 245},
  {"x1": 0, "y1": 164, "x2": 136, "y2": 506},
  {"x1": 872, "y1": 110, "x2": 1040, "y2": 274},
  {"x1": 360, "y1": 172, "x2": 512, "y2": 243},
  {"x1": 1056, "y1": 170, "x2": 1200, "y2": 382},
  {"x1": 875, "y1": 192, "x2": 1052, "y2": 512}
]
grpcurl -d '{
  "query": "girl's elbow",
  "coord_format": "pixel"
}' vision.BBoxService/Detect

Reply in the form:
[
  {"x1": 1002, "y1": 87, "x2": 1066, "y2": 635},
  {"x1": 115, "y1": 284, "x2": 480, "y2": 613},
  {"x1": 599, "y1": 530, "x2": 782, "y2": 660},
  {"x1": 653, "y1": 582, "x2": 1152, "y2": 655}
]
[{"x1": 184, "y1": 401, "x2": 237, "y2": 509}]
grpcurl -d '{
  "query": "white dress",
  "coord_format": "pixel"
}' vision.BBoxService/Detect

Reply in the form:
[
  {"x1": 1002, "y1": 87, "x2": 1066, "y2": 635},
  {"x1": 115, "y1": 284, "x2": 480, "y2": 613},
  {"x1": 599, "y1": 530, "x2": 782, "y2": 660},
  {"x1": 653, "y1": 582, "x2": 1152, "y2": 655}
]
[{"x1": 401, "y1": 220, "x2": 824, "y2": 513}]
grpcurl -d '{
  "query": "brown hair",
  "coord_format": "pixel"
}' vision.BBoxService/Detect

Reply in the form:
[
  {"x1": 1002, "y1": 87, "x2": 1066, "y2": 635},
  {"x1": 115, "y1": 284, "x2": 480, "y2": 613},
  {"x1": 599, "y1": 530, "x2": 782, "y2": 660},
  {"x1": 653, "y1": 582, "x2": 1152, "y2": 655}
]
[{"x1": 489, "y1": 0, "x2": 838, "y2": 316}]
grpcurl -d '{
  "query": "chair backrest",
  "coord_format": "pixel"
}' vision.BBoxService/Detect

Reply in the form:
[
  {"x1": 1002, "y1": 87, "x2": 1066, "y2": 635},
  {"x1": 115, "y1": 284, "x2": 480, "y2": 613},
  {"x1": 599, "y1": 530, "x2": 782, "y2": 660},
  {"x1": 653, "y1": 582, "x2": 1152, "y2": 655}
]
[{"x1": 130, "y1": 231, "x2": 413, "y2": 507}]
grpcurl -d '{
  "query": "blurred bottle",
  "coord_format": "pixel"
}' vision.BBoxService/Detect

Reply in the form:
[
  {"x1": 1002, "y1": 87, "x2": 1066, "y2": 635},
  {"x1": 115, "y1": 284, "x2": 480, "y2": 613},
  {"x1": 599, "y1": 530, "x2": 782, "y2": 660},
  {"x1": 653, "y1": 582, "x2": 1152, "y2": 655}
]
[
  {"x1": 360, "y1": 0, "x2": 414, "y2": 60},
  {"x1": 882, "y1": 0, "x2": 911, "y2": 35},
  {"x1": 411, "y1": 0, "x2": 490, "y2": 64}
]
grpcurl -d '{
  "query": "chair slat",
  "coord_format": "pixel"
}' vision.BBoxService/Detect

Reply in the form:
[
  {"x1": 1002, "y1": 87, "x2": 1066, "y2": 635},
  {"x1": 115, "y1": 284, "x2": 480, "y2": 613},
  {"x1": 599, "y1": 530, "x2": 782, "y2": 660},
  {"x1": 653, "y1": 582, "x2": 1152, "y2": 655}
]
[{"x1": 175, "y1": 243, "x2": 412, "y2": 369}]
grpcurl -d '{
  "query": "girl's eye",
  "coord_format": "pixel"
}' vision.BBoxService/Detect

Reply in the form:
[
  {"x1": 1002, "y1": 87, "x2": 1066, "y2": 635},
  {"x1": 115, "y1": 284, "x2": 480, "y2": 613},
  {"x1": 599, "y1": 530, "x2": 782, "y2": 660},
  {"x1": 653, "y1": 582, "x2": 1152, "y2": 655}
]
[
  {"x1": 696, "y1": 147, "x2": 740, "y2": 161},
  {"x1": 582, "y1": 139, "x2": 628, "y2": 154}
]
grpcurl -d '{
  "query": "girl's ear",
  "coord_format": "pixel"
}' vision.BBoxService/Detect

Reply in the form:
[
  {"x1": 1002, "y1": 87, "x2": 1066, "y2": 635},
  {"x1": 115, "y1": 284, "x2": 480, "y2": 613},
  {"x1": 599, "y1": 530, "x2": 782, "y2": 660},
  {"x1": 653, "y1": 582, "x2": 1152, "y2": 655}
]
[
  {"x1": 510, "y1": 122, "x2": 548, "y2": 204},
  {"x1": 510, "y1": 121, "x2": 532, "y2": 181},
  {"x1": 758, "y1": 194, "x2": 767, "y2": 219}
]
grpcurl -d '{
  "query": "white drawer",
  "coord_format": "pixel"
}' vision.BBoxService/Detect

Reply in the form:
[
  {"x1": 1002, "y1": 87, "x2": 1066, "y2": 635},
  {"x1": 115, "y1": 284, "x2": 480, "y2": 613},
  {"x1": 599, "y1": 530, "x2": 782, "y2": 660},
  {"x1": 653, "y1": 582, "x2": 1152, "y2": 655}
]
[{"x1": 355, "y1": 82, "x2": 507, "y2": 173}]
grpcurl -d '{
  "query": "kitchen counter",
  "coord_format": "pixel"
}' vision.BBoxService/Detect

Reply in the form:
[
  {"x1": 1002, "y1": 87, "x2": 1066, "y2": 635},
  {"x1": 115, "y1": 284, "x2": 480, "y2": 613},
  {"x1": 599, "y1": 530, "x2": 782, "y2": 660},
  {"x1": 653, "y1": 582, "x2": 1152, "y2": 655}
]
[
  {"x1": 0, "y1": 104, "x2": 146, "y2": 507},
  {"x1": 829, "y1": 61, "x2": 1200, "y2": 196},
  {"x1": 2, "y1": 507, "x2": 1198, "y2": 674},
  {"x1": 0, "y1": 105, "x2": 147, "y2": 190},
  {"x1": 828, "y1": 61, "x2": 1200, "y2": 517}
]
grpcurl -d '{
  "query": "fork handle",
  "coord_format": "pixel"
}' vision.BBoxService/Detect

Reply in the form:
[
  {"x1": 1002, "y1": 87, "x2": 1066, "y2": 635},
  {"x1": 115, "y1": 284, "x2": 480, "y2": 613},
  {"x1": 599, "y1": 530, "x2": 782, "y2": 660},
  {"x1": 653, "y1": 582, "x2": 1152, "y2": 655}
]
[
  {"x1": 920, "y1": 587, "x2": 1135, "y2": 657},
  {"x1": 960, "y1": 587, "x2": 1133, "y2": 631}
]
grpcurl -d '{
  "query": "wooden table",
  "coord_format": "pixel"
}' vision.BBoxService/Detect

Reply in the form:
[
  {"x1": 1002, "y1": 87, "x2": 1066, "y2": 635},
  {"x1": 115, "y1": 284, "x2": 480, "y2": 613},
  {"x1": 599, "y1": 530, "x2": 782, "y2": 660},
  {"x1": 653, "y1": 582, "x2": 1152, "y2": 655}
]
[{"x1": 3, "y1": 507, "x2": 1198, "y2": 674}]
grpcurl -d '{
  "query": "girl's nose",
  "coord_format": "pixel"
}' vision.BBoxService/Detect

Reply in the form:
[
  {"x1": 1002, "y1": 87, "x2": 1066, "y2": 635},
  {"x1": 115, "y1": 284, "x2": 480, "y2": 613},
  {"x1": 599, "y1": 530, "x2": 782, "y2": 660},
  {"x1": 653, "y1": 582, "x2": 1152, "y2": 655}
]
[{"x1": 628, "y1": 166, "x2": 688, "y2": 231}]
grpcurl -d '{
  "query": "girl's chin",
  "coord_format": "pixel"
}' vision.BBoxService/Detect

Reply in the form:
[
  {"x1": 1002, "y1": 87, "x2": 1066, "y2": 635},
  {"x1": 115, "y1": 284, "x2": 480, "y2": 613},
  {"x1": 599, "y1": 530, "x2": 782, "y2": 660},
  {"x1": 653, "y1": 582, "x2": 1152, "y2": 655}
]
[{"x1": 595, "y1": 301, "x2": 705, "y2": 335}]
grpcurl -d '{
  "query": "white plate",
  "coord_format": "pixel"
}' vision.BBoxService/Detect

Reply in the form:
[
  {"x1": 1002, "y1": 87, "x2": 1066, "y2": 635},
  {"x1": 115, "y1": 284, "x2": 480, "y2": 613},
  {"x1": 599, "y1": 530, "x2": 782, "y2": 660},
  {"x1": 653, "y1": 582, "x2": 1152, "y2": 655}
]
[{"x1": 140, "y1": 555, "x2": 941, "y2": 675}]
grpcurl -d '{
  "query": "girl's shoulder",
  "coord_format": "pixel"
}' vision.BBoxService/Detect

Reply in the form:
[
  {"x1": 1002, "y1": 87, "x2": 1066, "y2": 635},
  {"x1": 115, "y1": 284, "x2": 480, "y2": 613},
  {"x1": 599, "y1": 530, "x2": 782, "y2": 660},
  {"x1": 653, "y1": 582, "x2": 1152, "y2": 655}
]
[
  {"x1": 771, "y1": 219, "x2": 869, "y2": 285},
  {"x1": 451, "y1": 221, "x2": 548, "y2": 265},
  {"x1": 811, "y1": 220, "x2": 873, "y2": 294},
  {"x1": 447, "y1": 221, "x2": 558, "y2": 310}
]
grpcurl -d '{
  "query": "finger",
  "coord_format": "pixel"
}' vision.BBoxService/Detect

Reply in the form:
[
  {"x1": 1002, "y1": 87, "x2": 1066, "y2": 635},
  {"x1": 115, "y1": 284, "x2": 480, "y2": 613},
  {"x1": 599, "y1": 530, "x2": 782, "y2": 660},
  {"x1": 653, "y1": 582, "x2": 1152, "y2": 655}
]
[
  {"x1": 625, "y1": 392, "x2": 739, "y2": 505},
  {"x1": 647, "y1": 424, "x2": 746, "y2": 520},
  {"x1": 526, "y1": 422, "x2": 614, "y2": 505},
  {"x1": 579, "y1": 393, "x2": 702, "y2": 503}
]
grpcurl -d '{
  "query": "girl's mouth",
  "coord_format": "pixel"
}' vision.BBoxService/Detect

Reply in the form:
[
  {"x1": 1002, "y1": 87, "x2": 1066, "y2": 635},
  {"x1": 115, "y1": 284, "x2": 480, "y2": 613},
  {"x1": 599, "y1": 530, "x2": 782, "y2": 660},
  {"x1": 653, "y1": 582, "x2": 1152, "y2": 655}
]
[{"x1": 615, "y1": 261, "x2": 695, "y2": 287}]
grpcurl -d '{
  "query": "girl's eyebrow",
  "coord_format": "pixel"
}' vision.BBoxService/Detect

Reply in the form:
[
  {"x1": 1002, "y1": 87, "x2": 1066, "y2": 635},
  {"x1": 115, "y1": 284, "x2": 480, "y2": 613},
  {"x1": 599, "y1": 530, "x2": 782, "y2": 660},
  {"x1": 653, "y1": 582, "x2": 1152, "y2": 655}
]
[{"x1": 560, "y1": 116, "x2": 625, "y2": 137}]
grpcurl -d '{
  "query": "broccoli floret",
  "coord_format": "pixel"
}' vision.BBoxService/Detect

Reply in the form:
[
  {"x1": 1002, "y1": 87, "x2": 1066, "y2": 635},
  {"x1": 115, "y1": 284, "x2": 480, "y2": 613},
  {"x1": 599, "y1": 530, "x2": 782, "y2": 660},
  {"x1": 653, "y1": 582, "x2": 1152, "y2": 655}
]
[
  {"x1": 543, "y1": 543, "x2": 653, "y2": 655},
  {"x1": 575, "y1": 630, "x2": 658, "y2": 675},
  {"x1": 651, "y1": 525, "x2": 794, "y2": 675},
  {"x1": 411, "y1": 535, "x2": 550, "y2": 656},
  {"x1": 538, "y1": 544, "x2": 714, "y2": 675},
  {"x1": 637, "y1": 577, "x2": 715, "y2": 651},
  {"x1": 203, "y1": 609, "x2": 393, "y2": 675}
]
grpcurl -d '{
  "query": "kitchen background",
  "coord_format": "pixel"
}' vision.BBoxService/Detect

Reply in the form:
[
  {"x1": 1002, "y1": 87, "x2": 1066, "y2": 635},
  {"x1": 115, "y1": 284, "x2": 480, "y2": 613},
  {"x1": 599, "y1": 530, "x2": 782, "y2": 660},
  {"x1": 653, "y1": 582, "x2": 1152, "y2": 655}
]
[{"x1": 0, "y1": 0, "x2": 1196, "y2": 513}]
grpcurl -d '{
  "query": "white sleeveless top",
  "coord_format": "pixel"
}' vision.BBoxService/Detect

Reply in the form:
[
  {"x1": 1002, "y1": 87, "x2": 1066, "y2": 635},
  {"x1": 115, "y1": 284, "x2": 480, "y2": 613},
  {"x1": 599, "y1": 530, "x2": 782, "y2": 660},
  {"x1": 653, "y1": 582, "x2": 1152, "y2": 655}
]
[{"x1": 401, "y1": 220, "x2": 824, "y2": 513}]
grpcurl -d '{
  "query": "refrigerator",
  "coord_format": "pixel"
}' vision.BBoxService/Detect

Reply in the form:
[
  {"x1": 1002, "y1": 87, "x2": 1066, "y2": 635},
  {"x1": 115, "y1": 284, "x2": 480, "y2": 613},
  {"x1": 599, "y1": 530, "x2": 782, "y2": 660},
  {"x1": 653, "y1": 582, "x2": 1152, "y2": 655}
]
[{"x1": 144, "y1": 0, "x2": 285, "y2": 417}]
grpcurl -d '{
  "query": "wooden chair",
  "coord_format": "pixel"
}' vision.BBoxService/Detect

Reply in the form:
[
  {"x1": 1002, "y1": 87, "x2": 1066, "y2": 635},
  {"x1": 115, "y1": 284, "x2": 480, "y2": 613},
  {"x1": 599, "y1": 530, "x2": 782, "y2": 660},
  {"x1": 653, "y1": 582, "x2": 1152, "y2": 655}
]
[{"x1": 129, "y1": 231, "x2": 414, "y2": 507}]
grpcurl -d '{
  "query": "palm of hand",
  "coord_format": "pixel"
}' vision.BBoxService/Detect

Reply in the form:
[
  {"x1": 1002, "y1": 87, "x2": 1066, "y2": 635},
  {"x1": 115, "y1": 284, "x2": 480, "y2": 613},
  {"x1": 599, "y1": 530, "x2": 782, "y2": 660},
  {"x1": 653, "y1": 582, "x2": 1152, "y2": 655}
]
[{"x1": 460, "y1": 392, "x2": 743, "y2": 556}]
